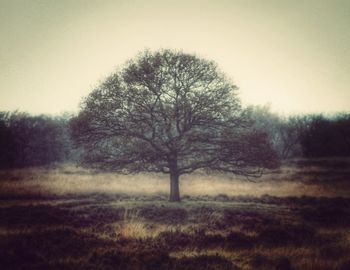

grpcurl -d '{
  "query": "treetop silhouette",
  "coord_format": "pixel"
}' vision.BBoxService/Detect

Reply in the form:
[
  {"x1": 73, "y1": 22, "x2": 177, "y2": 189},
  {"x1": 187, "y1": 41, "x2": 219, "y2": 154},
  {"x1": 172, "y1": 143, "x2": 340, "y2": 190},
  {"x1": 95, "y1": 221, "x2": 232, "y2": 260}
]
[{"x1": 71, "y1": 49, "x2": 279, "y2": 201}]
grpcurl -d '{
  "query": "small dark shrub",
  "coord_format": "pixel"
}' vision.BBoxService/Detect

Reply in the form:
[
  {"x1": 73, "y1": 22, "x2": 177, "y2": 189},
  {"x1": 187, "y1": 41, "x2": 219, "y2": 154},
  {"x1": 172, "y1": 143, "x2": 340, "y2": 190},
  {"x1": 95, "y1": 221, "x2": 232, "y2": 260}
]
[{"x1": 226, "y1": 231, "x2": 254, "y2": 249}]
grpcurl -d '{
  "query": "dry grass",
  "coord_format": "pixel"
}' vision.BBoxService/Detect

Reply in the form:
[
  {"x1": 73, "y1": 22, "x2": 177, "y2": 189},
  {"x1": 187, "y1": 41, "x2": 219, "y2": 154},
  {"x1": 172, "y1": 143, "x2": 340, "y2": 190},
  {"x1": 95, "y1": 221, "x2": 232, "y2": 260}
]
[
  {"x1": 1, "y1": 160, "x2": 348, "y2": 198},
  {"x1": 1, "y1": 158, "x2": 350, "y2": 269},
  {"x1": 170, "y1": 244, "x2": 350, "y2": 270}
]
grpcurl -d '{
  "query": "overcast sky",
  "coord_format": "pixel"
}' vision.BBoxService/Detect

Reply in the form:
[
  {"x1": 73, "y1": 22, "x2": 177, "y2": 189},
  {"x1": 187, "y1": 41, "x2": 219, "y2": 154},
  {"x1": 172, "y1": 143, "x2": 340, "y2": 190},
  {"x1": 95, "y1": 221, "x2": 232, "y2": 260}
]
[{"x1": 1, "y1": 0, "x2": 349, "y2": 115}]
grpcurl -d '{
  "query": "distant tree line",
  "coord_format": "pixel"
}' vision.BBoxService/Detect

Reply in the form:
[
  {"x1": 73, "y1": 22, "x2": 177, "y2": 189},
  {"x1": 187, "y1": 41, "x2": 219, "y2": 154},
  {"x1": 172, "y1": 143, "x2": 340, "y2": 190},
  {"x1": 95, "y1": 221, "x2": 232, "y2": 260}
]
[
  {"x1": 0, "y1": 111, "x2": 73, "y2": 168},
  {"x1": 0, "y1": 108, "x2": 349, "y2": 169},
  {"x1": 300, "y1": 113, "x2": 350, "y2": 157},
  {"x1": 249, "y1": 105, "x2": 350, "y2": 159}
]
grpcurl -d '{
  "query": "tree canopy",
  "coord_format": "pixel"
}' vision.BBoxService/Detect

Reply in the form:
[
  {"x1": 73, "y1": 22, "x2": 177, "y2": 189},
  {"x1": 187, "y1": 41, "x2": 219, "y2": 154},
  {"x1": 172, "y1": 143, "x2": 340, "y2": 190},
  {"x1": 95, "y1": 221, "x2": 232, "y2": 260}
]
[{"x1": 71, "y1": 49, "x2": 279, "y2": 201}]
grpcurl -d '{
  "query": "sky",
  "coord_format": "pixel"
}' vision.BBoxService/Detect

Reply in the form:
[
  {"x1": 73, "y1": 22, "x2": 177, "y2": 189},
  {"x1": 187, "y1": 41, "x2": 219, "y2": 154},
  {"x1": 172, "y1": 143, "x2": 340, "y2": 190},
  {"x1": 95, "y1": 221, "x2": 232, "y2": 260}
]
[{"x1": 0, "y1": 0, "x2": 349, "y2": 115}]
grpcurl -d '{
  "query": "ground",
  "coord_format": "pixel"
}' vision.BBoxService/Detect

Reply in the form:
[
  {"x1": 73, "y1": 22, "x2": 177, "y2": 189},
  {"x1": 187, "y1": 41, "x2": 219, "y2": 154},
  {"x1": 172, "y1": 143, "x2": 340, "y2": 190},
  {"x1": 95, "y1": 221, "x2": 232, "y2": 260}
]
[{"x1": 0, "y1": 158, "x2": 350, "y2": 270}]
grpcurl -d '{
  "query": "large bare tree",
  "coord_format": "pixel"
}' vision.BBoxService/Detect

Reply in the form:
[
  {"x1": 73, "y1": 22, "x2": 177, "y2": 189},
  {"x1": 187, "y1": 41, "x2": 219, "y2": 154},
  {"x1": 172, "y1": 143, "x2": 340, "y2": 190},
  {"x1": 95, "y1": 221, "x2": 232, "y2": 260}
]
[{"x1": 71, "y1": 50, "x2": 278, "y2": 201}]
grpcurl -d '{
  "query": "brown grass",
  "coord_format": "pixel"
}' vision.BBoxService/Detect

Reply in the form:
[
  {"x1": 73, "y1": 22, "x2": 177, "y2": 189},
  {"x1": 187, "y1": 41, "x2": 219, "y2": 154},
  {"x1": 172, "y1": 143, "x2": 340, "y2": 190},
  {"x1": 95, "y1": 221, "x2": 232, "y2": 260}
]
[
  {"x1": 0, "y1": 158, "x2": 350, "y2": 270},
  {"x1": 1, "y1": 160, "x2": 348, "y2": 198}
]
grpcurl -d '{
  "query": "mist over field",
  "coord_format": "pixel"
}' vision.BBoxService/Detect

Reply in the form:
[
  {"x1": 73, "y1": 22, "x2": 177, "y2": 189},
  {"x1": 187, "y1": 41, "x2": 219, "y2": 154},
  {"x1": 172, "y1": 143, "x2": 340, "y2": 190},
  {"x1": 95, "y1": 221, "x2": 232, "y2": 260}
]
[{"x1": 1, "y1": 161, "x2": 350, "y2": 199}]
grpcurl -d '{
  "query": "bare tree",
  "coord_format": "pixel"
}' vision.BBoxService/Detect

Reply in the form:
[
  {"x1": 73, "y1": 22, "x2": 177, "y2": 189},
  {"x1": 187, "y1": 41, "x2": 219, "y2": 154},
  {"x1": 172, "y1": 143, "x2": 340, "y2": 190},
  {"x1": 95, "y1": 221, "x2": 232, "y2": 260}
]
[
  {"x1": 248, "y1": 104, "x2": 283, "y2": 156},
  {"x1": 248, "y1": 105, "x2": 306, "y2": 159},
  {"x1": 278, "y1": 116, "x2": 306, "y2": 159},
  {"x1": 71, "y1": 50, "x2": 279, "y2": 201}
]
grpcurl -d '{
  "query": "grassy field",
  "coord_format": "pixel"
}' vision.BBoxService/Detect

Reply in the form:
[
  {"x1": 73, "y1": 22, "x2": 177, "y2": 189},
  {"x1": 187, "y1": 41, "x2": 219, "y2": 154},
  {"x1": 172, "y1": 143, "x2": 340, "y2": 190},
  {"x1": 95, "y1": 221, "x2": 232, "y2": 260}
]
[{"x1": 0, "y1": 158, "x2": 350, "y2": 270}]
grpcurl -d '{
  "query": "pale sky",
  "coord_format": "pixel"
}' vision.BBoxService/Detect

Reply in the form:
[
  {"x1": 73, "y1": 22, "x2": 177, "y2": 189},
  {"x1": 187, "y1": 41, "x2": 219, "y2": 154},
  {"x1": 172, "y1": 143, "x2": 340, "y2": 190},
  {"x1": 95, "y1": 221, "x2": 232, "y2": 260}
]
[{"x1": 0, "y1": 0, "x2": 349, "y2": 115}]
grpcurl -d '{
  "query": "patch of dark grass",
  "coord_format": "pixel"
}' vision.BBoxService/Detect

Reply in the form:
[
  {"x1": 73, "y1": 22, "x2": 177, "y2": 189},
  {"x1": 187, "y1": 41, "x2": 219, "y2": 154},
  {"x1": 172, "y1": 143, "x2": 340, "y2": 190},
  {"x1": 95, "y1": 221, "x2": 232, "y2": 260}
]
[
  {"x1": 174, "y1": 255, "x2": 236, "y2": 270},
  {"x1": 157, "y1": 230, "x2": 193, "y2": 250},
  {"x1": 257, "y1": 223, "x2": 316, "y2": 247},
  {"x1": 89, "y1": 250, "x2": 172, "y2": 270},
  {"x1": 249, "y1": 254, "x2": 292, "y2": 270},
  {"x1": 0, "y1": 192, "x2": 59, "y2": 201},
  {"x1": 187, "y1": 206, "x2": 228, "y2": 230},
  {"x1": 0, "y1": 228, "x2": 116, "y2": 270},
  {"x1": 0, "y1": 228, "x2": 102, "y2": 260},
  {"x1": 318, "y1": 243, "x2": 350, "y2": 259},
  {"x1": 0, "y1": 247, "x2": 45, "y2": 270},
  {"x1": 139, "y1": 207, "x2": 188, "y2": 224},
  {"x1": 225, "y1": 231, "x2": 254, "y2": 249},
  {"x1": 339, "y1": 260, "x2": 350, "y2": 270},
  {"x1": 74, "y1": 205, "x2": 124, "y2": 226},
  {"x1": 223, "y1": 208, "x2": 281, "y2": 231},
  {"x1": 249, "y1": 253, "x2": 271, "y2": 269},
  {"x1": 300, "y1": 205, "x2": 350, "y2": 227},
  {"x1": 155, "y1": 230, "x2": 255, "y2": 251},
  {"x1": 89, "y1": 251, "x2": 235, "y2": 270},
  {"x1": 0, "y1": 204, "x2": 124, "y2": 228},
  {"x1": 274, "y1": 256, "x2": 293, "y2": 270},
  {"x1": 195, "y1": 233, "x2": 226, "y2": 249},
  {"x1": 0, "y1": 205, "x2": 73, "y2": 227}
]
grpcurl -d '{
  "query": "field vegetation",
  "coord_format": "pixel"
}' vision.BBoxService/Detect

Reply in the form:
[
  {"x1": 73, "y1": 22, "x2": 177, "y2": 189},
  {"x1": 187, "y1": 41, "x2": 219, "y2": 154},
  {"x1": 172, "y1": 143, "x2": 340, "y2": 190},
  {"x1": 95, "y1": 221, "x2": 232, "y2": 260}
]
[{"x1": 0, "y1": 158, "x2": 349, "y2": 270}]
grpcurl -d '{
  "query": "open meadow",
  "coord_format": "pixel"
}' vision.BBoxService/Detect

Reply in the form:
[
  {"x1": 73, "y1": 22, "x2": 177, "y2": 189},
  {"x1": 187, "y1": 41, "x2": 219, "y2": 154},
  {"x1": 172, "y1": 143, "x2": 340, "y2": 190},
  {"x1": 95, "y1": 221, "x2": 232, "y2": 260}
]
[
  {"x1": 0, "y1": 158, "x2": 350, "y2": 270},
  {"x1": 2, "y1": 0, "x2": 350, "y2": 269}
]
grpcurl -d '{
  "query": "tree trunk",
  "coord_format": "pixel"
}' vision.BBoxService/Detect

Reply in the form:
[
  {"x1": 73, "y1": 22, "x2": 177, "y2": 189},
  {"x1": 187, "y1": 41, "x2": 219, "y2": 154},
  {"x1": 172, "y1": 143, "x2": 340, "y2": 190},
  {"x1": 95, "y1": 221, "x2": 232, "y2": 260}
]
[{"x1": 169, "y1": 170, "x2": 180, "y2": 202}]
